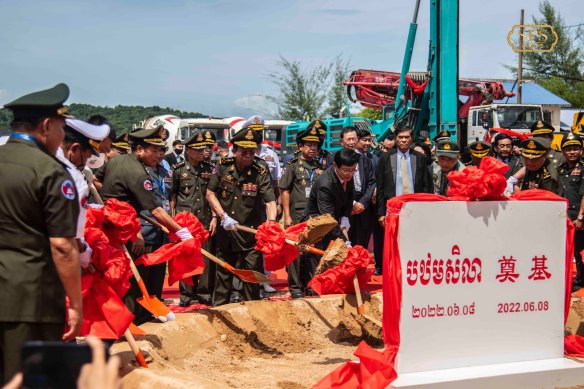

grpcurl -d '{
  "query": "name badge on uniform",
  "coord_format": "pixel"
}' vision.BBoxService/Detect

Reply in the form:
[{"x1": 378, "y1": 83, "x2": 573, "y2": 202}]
[
  {"x1": 572, "y1": 169, "x2": 581, "y2": 176},
  {"x1": 201, "y1": 172, "x2": 211, "y2": 179},
  {"x1": 305, "y1": 187, "x2": 311, "y2": 198}
]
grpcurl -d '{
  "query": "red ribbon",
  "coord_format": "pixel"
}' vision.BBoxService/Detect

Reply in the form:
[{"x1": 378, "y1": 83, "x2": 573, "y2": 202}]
[
  {"x1": 308, "y1": 246, "x2": 373, "y2": 295},
  {"x1": 447, "y1": 156, "x2": 509, "y2": 200},
  {"x1": 254, "y1": 221, "x2": 307, "y2": 271}
]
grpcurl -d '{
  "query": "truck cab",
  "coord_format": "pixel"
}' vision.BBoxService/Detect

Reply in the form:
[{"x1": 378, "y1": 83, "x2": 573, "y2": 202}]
[{"x1": 466, "y1": 104, "x2": 543, "y2": 145}]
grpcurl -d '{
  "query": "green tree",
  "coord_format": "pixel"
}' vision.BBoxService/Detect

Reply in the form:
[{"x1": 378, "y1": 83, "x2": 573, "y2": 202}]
[
  {"x1": 507, "y1": 1, "x2": 584, "y2": 107},
  {"x1": 267, "y1": 56, "x2": 332, "y2": 121},
  {"x1": 357, "y1": 108, "x2": 383, "y2": 121},
  {"x1": 325, "y1": 55, "x2": 351, "y2": 118},
  {"x1": 0, "y1": 104, "x2": 209, "y2": 132}
]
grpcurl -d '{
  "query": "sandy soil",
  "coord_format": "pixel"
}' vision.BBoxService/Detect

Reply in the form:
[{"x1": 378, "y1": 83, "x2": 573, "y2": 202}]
[{"x1": 113, "y1": 293, "x2": 383, "y2": 388}]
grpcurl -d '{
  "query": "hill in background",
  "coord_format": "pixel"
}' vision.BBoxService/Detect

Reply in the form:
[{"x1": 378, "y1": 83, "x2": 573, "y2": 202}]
[{"x1": 0, "y1": 103, "x2": 210, "y2": 133}]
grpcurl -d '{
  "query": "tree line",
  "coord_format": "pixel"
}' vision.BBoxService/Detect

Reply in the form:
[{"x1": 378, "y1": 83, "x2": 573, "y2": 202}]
[{"x1": 0, "y1": 104, "x2": 209, "y2": 133}]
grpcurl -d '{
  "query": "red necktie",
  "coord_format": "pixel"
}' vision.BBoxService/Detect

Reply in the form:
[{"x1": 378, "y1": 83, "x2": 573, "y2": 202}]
[{"x1": 342, "y1": 181, "x2": 347, "y2": 191}]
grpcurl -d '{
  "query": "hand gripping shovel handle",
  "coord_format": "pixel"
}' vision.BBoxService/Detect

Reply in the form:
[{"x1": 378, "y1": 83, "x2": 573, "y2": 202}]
[
  {"x1": 234, "y1": 224, "x2": 326, "y2": 256},
  {"x1": 138, "y1": 214, "x2": 270, "y2": 284}
]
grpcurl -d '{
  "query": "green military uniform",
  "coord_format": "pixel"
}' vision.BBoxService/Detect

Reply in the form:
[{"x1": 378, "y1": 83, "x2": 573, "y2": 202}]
[
  {"x1": 208, "y1": 129, "x2": 275, "y2": 306},
  {"x1": 172, "y1": 131, "x2": 215, "y2": 306},
  {"x1": 0, "y1": 84, "x2": 79, "y2": 383},
  {"x1": 519, "y1": 137, "x2": 560, "y2": 193},
  {"x1": 100, "y1": 125, "x2": 168, "y2": 324},
  {"x1": 530, "y1": 119, "x2": 565, "y2": 169},
  {"x1": 432, "y1": 141, "x2": 464, "y2": 195},
  {"x1": 278, "y1": 123, "x2": 324, "y2": 296}
]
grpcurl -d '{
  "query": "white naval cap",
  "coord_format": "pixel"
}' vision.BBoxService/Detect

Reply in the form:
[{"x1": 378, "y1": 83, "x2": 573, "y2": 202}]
[
  {"x1": 65, "y1": 118, "x2": 110, "y2": 142},
  {"x1": 241, "y1": 115, "x2": 265, "y2": 131}
]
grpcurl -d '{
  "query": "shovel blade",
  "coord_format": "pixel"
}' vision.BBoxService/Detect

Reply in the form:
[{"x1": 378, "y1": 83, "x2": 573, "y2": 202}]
[
  {"x1": 230, "y1": 269, "x2": 271, "y2": 284},
  {"x1": 137, "y1": 295, "x2": 174, "y2": 321}
]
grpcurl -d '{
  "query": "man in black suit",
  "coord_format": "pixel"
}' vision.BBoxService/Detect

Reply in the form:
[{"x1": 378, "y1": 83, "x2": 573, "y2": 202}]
[
  {"x1": 303, "y1": 149, "x2": 359, "y2": 286},
  {"x1": 376, "y1": 127, "x2": 433, "y2": 251},
  {"x1": 164, "y1": 139, "x2": 184, "y2": 167},
  {"x1": 339, "y1": 127, "x2": 376, "y2": 248}
]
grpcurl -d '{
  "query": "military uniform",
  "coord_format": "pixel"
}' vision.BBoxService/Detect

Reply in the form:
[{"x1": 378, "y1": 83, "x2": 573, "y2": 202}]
[
  {"x1": 530, "y1": 119, "x2": 565, "y2": 169},
  {"x1": 208, "y1": 129, "x2": 276, "y2": 306},
  {"x1": 172, "y1": 132, "x2": 216, "y2": 306},
  {"x1": 432, "y1": 141, "x2": 464, "y2": 195},
  {"x1": 100, "y1": 125, "x2": 168, "y2": 324},
  {"x1": 278, "y1": 124, "x2": 324, "y2": 296},
  {"x1": 0, "y1": 84, "x2": 80, "y2": 383},
  {"x1": 519, "y1": 137, "x2": 560, "y2": 193}
]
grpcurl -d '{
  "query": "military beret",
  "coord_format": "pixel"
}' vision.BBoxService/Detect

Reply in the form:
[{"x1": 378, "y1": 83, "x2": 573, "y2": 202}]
[
  {"x1": 433, "y1": 130, "x2": 451, "y2": 143},
  {"x1": 560, "y1": 132, "x2": 583, "y2": 149},
  {"x1": 231, "y1": 128, "x2": 261, "y2": 149},
  {"x1": 201, "y1": 129, "x2": 216, "y2": 146},
  {"x1": 469, "y1": 141, "x2": 491, "y2": 158},
  {"x1": 63, "y1": 118, "x2": 111, "y2": 156},
  {"x1": 242, "y1": 115, "x2": 265, "y2": 132},
  {"x1": 435, "y1": 140, "x2": 460, "y2": 158},
  {"x1": 129, "y1": 125, "x2": 168, "y2": 146},
  {"x1": 4, "y1": 83, "x2": 71, "y2": 120},
  {"x1": 111, "y1": 132, "x2": 131, "y2": 151},
  {"x1": 183, "y1": 130, "x2": 208, "y2": 149},
  {"x1": 530, "y1": 120, "x2": 555, "y2": 136},
  {"x1": 520, "y1": 137, "x2": 550, "y2": 159}
]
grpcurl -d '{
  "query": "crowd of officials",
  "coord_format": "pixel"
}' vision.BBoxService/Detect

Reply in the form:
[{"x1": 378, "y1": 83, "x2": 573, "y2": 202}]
[{"x1": 2, "y1": 83, "x2": 584, "y2": 385}]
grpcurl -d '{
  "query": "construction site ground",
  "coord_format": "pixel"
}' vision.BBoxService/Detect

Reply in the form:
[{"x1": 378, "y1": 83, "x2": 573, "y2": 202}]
[{"x1": 111, "y1": 269, "x2": 584, "y2": 389}]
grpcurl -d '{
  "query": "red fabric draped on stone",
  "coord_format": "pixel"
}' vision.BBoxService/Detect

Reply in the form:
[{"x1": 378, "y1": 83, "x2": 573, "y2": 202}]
[
  {"x1": 308, "y1": 246, "x2": 373, "y2": 295},
  {"x1": 254, "y1": 221, "x2": 303, "y2": 271},
  {"x1": 101, "y1": 199, "x2": 141, "y2": 246},
  {"x1": 312, "y1": 341, "x2": 398, "y2": 389},
  {"x1": 447, "y1": 156, "x2": 509, "y2": 200},
  {"x1": 136, "y1": 212, "x2": 207, "y2": 286}
]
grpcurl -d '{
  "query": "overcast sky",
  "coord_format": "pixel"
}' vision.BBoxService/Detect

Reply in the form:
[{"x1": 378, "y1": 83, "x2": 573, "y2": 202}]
[{"x1": 0, "y1": 0, "x2": 581, "y2": 118}]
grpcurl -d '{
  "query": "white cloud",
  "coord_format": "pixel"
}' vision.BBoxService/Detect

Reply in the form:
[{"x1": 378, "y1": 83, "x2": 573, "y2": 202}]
[
  {"x1": 0, "y1": 89, "x2": 11, "y2": 106},
  {"x1": 233, "y1": 95, "x2": 278, "y2": 118}
]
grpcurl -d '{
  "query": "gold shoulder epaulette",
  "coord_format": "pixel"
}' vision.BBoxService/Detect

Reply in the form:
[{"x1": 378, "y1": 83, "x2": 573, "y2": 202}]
[
  {"x1": 287, "y1": 157, "x2": 299, "y2": 165},
  {"x1": 173, "y1": 161, "x2": 186, "y2": 170},
  {"x1": 220, "y1": 157, "x2": 234, "y2": 165}
]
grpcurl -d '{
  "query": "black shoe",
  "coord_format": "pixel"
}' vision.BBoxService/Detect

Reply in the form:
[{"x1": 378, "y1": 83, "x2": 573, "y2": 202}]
[
  {"x1": 291, "y1": 292, "x2": 305, "y2": 299},
  {"x1": 230, "y1": 295, "x2": 243, "y2": 303},
  {"x1": 374, "y1": 268, "x2": 382, "y2": 276},
  {"x1": 572, "y1": 283, "x2": 583, "y2": 293},
  {"x1": 179, "y1": 298, "x2": 192, "y2": 307}
]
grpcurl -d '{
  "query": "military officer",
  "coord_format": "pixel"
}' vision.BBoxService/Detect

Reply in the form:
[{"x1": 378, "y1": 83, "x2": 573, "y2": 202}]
[
  {"x1": 0, "y1": 84, "x2": 81, "y2": 383},
  {"x1": 530, "y1": 119, "x2": 564, "y2": 169},
  {"x1": 557, "y1": 133, "x2": 584, "y2": 291},
  {"x1": 171, "y1": 131, "x2": 217, "y2": 306},
  {"x1": 206, "y1": 128, "x2": 277, "y2": 306},
  {"x1": 100, "y1": 125, "x2": 193, "y2": 323},
  {"x1": 466, "y1": 141, "x2": 491, "y2": 167},
  {"x1": 432, "y1": 141, "x2": 464, "y2": 195},
  {"x1": 518, "y1": 137, "x2": 559, "y2": 193},
  {"x1": 278, "y1": 123, "x2": 324, "y2": 298},
  {"x1": 433, "y1": 129, "x2": 451, "y2": 144},
  {"x1": 201, "y1": 129, "x2": 216, "y2": 162}
]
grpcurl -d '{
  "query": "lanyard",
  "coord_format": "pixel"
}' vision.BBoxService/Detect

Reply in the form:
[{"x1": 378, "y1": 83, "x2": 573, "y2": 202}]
[
  {"x1": 150, "y1": 171, "x2": 166, "y2": 196},
  {"x1": 10, "y1": 133, "x2": 42, "y2": 148},
  {"x1": 303, "y1": 167, "x2": 316, "y2": 184}
]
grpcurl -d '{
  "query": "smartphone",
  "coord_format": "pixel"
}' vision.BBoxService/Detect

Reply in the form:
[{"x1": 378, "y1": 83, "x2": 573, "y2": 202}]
[{"x1": 21, "y1": 341, "x2": 109, "y2": 389}]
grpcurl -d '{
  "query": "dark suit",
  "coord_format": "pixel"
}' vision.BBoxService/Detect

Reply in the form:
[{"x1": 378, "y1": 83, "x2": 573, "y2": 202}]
[
  {"x1": 349, "y1": 152, "x2": 376, "y2": 247},
  {"x1": 376, "y1": 148, "x2": 433, "y2": 218},
  {"x1": 303, "y1": 166, "x2": 354, "y2": 291},
  {"x1": 305, "y1": 166, "x2": 354, "y2": 244},
  {"x1": 164, "y1": 152, "x2": 183, "y2": 167}
]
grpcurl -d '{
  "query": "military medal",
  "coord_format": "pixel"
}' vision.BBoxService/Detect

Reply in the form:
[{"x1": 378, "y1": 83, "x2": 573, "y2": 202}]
[{"x1": 182, "y1": 172, "x2": 188, "y2": 178}]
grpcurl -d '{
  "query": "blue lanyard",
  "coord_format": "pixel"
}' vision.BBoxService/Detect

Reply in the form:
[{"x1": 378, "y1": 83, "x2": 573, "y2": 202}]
[
  {"x1": 9, "y1": 133, "x2": 42, "y2": 148},
  {"x1": 150, "y1": 171, "x2": 166, "y2": 196},
  {"x1": 303, "y1": 167, "x2": 316, "y2": 184}
]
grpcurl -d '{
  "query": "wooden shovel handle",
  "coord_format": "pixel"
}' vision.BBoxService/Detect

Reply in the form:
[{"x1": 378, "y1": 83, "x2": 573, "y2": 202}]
[
  {"x1": 235, "y1": 224, "x2": 326, "y2": 256},
  {"x1": 234, "y1": 224, "x2": 258, "y2": 234}
]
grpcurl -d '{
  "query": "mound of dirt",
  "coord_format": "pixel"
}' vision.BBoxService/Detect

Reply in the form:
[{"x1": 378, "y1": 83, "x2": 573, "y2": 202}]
[{"x1": 113, "y1": 293, "x2": 383, "y2": 389}]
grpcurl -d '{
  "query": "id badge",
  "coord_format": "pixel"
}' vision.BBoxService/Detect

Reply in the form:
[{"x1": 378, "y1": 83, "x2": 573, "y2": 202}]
[
  {"x1": 305, "y1": 187, "x2": 311, "y2": 198},
  {"x1": 162, "y1": 199, "x2": 171, "y2": 213}
]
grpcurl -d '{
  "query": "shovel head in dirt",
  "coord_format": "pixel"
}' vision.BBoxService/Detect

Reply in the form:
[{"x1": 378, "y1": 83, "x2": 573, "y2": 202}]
[
  {"x1": 315, "y1": 238, "x2": 349, "y2": 275},
  {"x1": 297, "y1": 214, "x2": 338, "y2": 245}
]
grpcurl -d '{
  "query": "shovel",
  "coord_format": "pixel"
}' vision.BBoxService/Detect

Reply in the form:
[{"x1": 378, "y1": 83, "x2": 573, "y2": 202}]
[{"x1": 138, "y1": 214, "x2": 270, "y2": 284}]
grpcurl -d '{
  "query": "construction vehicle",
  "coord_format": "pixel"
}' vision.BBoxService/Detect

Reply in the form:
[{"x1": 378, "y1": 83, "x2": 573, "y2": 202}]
[{"x1": 283, "y1": 0, "x2": 544, "y2": 151}]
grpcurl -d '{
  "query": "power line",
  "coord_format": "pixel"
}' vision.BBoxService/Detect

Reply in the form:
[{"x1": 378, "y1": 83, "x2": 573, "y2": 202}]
[{"x1": 564, "y1": 23, "x2": 584, "y2": 29}]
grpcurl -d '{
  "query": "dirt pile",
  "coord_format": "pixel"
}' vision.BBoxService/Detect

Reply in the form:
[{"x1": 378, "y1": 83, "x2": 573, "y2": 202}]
[{"x1": 113, "y1": 293, "x2": 383, "y2": 389}]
